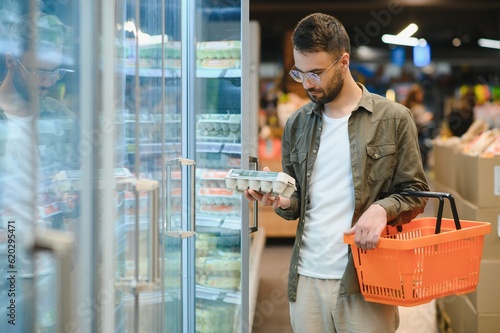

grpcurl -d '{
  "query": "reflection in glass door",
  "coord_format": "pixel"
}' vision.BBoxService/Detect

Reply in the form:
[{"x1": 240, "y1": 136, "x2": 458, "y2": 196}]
[
  {"x1": 0, "y1": 0, "x2": 252, "y2": 332},
  {"x1": 0, "y1": 1, "x2": 78, "y2": 332}
]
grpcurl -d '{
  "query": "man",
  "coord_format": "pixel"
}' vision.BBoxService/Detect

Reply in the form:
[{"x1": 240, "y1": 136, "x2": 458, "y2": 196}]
[
  {"x1": 0, "y1": 12, "x2": 77, "y2": 332},
  {"x1": 244, "y1": 13, "x2": 429, "y2": 333}
]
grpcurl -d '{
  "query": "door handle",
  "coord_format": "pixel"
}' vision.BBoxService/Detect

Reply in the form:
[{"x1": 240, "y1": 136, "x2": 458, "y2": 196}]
[
  {"x1": 166, "y1": 157, "x2": 196, "y2": 239},
  {"x1": 249, "y1": 156, "x2": 259, "y2": 233},
  {"x1": 134, "y1": 178, "x2": 161, "y2": 283},
  {"x1": 115, "y1": 178, "x2": 161, "y2": 293},
  {"x1": 33, "y1": 228, "x2": 74, "y2": 332}
]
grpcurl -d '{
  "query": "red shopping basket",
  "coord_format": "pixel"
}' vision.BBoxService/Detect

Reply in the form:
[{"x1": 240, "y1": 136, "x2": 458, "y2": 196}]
[{"x1": 343, "y1": 191, "x2": 491, "y2": 307}]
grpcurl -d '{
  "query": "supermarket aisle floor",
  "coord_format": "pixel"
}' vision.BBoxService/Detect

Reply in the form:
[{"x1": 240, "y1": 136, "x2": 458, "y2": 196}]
[
  {"x1": 252, "y1": 171, "x2": 439, "y2": 333},
  {"x1": 251, "y1": 238, "x2": 439, "y2": 333},
  {"x1": 251, "y1": 238, "x2": 294, "y2": 333}
]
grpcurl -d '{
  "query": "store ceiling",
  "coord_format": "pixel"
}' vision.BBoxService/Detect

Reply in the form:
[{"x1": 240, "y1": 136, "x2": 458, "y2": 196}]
[{"x1": 250, "y1": 0, "x2": 500, "y2": 64}]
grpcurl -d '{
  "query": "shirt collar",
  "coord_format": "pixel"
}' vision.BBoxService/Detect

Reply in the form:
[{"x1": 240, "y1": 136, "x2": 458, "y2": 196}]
[{"x1": 354, "y1": 83, "x2": 374, "y2": 114}]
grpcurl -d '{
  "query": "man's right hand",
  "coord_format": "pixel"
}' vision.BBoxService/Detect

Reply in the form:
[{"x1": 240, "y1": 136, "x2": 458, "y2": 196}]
[{"x1": 242, "y1": 166, "x2": 291, "y2": 210}]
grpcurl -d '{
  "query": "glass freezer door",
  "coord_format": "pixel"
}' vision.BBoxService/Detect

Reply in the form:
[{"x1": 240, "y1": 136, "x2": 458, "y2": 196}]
[
  {"x1": 115, "y1": 0, "x2": 253, "y2": 329},
  {"x1": 189, "y1": 1, "x2": 252, "y2": 332},
  {"x1": 113, "y1": 0, "x2": 186, "y2": 332}
]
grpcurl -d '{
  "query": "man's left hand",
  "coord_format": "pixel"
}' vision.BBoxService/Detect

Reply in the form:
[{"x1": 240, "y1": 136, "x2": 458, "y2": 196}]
[{"x1": 344, "y1": 204, "x2": 387, "y2": 250}]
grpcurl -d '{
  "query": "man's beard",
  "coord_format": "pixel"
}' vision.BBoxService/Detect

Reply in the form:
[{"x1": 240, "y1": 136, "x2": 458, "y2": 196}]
[
  {"x1": 12, "y1": 68, "x2": 45, "y2": 102},
  {"x1": 307, "y1": 68, "x2": 344, "y2": 104}
]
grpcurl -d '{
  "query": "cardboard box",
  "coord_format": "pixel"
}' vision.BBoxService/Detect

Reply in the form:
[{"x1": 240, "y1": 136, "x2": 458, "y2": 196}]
[
  {"x1": 455, "y1": 153, "x2": 500, "y2": 208},
  {"x1": 458, "y1": 196, "x2": 500, "y2": 260},
  {"x1": 433, "y1": 143, "x2": 459, "y2": 191},
  {"x1": 463, "y1": 293, "x2": 500, "y2": 333},
  {"x1": 465, "y1": 260, "x2": 500, "y2": 313}
]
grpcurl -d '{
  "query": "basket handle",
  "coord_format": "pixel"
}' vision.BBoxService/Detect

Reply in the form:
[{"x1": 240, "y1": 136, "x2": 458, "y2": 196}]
[{"x1": 397, "y1": 191, "x2": 461, "y2": 234}]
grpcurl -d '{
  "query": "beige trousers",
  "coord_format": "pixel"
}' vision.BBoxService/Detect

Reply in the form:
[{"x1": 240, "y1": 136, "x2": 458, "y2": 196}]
[{"x1": 289, "y1": 275, "x2": 399, "y2": 333}]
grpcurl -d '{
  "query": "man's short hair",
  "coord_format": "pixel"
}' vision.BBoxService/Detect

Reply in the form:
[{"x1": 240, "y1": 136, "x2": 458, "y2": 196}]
[{"x1": 5, "y1": 12, "x2": 69, "y2": 63}]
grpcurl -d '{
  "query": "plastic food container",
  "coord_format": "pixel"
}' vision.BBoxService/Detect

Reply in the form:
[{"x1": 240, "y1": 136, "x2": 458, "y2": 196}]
[{"x1": 225, "y1": 169, "x2": 296, "y2": 198}]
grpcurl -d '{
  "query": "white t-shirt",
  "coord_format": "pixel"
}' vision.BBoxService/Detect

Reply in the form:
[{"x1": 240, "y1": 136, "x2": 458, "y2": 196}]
[
  {"x1": 298, "y1": 112, "x2": 355, "y2": 279},
  {"x1": 3, "y1": 112, "x2": 38, "y2": 215},
  {"x1": 2, "y1": 112, "x2": 45, "y2": 277}
]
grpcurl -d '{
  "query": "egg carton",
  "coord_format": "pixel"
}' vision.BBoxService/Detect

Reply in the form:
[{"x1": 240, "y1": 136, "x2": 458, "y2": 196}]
[
  {"x1": 197, "y1": 114, "x2": 241, "y2": 135},
  {"x1": 225, "y1": 169, "x2": 296, "y2": 198}
]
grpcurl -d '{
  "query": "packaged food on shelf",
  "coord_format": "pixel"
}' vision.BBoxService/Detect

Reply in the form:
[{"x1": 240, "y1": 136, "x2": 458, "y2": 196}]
[
  {"x1": 196, "y1": 233, "x2": 219, "y2": 253},
  {"x1": 197, "y1": 41, "x2": 241, "y2": 59},
  {"x1": 196, "y1": 270, "x2": 241, "y2": 290},
  {"x1": 164, "y1": 41, "x2": 182, "y2": 59},
  {"x1": 200, "y1": 169, "x2": 229, "y2": 188},
  {"x1": 196, "y1": 114, "x2": 241, "y2": 141},
  {"x1": 196, "y1": 301, "x2": 237, "y2": 333},
  {"x1": 197, "y1": 187, "x2": 240, "y2": 206},
  {"x1": 196, "y1": 251, "x2": 241, "y2": 290},
  {"x1": 37, "y1": 192, "x2": 61, "y2": 219},
  {"x1": 130, "y1": 39, "x2": 181, "y2": 60},
  {"x1": 225, "y1": 169, "x2": 296, "y2": 198},
  {"x1": 50, "y1": 168, "x2": 134, "y2": 216},
  {"x1": 123, "y1": 39, "x2": 242, "y2": 70},
  {"x1": 196, "y1": 251, "x2": 241, "y2": 271},
  {"x1": 197, "y1": 58, "x2": 240, "y2": 69}
]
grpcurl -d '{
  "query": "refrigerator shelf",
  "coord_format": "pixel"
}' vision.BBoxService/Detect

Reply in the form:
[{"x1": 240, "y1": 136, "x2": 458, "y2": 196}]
[
  {"x1": 125, "y1": 142, "x2": 241, "y2": 155},
  {"x1": 196, "y1": 285, "x2": 241, "y2": 304},
  {"x1": 196, "y1": 216, "x2": 241, "y2": 230},
  {"x1": 118, "y1": 289, "x2": 177, "y2": 306},
  {"x1": 120, "y1": 66, "x2": 241, "y2": 79},
  {"x1": 116, "y1": 285, "x2": 240, "y2": 306}
]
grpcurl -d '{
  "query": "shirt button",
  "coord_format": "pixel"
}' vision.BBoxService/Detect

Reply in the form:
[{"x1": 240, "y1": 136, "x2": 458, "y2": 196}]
[
  {"x1": 307, "y1": 173, "x2": 310, "y2": 177},
  {"x1": 374, "y1": 153, "x2": 379, "y2": 158},
  {"x1": 313, "y1": 149, "x2": 317, "y2": 154},
  {"x1": 318, "y1": 127, "x2": 322, "y2": 132}
]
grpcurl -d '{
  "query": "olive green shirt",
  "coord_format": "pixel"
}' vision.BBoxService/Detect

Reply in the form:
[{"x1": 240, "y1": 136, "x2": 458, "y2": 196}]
[{"x1": 276, "y1": 84, "x2": 429, "y2": 302}]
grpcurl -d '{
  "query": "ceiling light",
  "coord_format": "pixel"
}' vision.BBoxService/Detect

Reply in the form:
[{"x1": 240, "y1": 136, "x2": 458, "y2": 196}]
[
  {"x1": 397, "y1": 23, "x2": 418, "y2": 38},
  {"x1": 382, "y1": 34, "x2": 419, "y2": 47},
  {"x1": 478, "y1": 38, "x2": 500, "y2": 49},
  {"x1": 382, "y1": 23, "x2": 422, "y2": 47}
]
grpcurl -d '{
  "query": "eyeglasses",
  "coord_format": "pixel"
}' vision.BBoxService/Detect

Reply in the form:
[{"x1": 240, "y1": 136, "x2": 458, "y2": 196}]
[
  {"x1": 289, "y1": 54, "x2": 343, "y2": 85},
  {"x1": 16, "y1": 58, "x2": 73, "y2": 82}
]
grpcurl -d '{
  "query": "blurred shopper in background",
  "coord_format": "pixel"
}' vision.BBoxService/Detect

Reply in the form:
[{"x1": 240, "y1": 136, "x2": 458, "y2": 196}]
[
  {"x1": 402, "y1": 83, "x2": 434, "y2": 169},
  {"x1": 447, "y1": 86, "x2": 476, "y2": 137}
]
